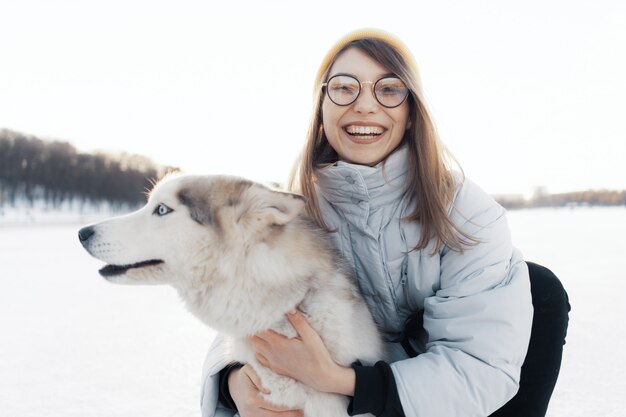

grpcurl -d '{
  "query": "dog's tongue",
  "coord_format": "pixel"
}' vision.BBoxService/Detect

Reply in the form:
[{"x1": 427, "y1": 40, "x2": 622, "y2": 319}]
[{"x1": 99, "y1": 260, "x2": 164, "y2": 277}]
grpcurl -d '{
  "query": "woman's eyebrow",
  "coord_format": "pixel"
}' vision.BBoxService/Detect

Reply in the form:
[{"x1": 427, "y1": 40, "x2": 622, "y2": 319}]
[
  {"x1": 328, "y1": 71, "x2": 397, "y2": 80},
  {"x1": 328, "y1": 72, "x2": 356, "y2": 79}
]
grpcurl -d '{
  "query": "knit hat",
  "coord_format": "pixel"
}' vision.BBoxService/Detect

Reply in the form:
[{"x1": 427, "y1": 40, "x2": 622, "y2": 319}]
[{"x1": 314, "y1": 28, "x2": 420, "y2": 86}]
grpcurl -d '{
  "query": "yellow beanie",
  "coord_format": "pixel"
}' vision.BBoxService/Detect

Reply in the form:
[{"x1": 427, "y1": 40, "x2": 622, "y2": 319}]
[{"x1": 314, "y1": 28, "x2": 419, "y2": 85}]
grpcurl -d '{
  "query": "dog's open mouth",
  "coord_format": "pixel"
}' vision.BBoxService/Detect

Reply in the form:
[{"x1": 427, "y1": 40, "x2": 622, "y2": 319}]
[{"x1": 99, "y1": 260, "x2": 164, "y2": 277}]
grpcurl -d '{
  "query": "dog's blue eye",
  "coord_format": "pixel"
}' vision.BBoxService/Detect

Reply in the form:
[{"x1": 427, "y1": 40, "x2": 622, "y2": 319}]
[{"x1": 153, "y1": 203, "x2": 173, "y2": 216}]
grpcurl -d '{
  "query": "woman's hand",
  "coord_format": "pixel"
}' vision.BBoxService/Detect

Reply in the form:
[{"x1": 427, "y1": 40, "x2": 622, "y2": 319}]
[
  {"x1": 228, "y1": 364, "x2": 303, "y2": 417},
  {"x1": 250, "y1": 309, "x2": 356, "y2": 396}
]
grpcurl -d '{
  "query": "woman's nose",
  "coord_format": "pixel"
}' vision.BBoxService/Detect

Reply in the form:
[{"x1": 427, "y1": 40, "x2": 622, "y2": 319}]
[{"x1": 353, "y1": 84, "x2": 378, "y2": 114}]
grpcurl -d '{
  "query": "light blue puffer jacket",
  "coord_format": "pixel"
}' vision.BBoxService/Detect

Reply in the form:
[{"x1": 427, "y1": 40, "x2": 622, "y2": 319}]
[{"x1": 200, "y1": 146, "x2": 533, "y2": 417}]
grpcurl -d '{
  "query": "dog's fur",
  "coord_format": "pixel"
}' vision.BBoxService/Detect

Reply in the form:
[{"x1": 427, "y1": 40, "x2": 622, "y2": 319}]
[{"x1": 79, "y1": 174, "x2": 384, "y2": 417}]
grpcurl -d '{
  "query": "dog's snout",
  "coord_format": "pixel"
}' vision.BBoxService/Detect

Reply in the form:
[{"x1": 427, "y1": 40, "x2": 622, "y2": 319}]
[{"x1": 78, "y1": 226, "x2": 95, "y2": 244}]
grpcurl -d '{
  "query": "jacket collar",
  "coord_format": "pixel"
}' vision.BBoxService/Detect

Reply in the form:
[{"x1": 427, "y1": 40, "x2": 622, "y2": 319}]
[{"x1": 315, "y1": 145, "x2": 409, "y2": 211}]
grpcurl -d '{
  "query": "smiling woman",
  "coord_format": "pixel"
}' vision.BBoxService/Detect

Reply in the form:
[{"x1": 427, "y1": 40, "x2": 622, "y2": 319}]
[
  {"x1": 292, "y1": 30, "x2": 464, "y2": 253},
  {"x1": 203, "y1": 28, "x2": 569, "y2": 417}
]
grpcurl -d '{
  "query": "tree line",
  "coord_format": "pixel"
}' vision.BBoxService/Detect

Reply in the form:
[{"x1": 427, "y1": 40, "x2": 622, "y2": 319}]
[
  {"x1": 496, "y1": 190, "x2": 626, "y2": 210},
  {"x1": 0, "y1": 129, "x2": 178, "y2": 208},
  {"x1": 2, "y1": 128, "x2": 623, "y2": 211}
]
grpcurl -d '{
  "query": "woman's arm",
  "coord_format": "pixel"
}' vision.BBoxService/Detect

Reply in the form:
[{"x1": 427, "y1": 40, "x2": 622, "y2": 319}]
[{"x1": 391, "y1": 178, "x2": 533, "y2": 417}]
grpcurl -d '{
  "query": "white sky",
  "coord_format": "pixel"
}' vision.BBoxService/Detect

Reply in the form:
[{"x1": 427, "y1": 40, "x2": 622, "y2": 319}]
[{"x1": 1, "y1": 0, "x2": 624, "y2": 196}]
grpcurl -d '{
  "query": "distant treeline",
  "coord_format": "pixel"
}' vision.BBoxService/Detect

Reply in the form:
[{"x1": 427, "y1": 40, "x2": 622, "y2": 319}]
[
  {"x1": 0, "y1": 129, "x2": 178, "y2": 207},
  {"x1": 1, "y1": 128, "x2": 624, "y2": 211},
  {"x1": 496, "y1": 190, "x2": 626, "y2": 210}
]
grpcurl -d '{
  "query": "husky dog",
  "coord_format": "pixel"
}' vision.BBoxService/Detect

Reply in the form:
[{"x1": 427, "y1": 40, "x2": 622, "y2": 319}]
[{"x1": 78, "y1": 174, "x2": 384, "y2": 417}]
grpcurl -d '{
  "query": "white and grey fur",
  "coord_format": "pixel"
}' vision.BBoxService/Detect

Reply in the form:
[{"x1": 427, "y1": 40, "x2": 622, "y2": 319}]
[{"x1": 78, "y1": 174, "x2": 384, "y2": 417}]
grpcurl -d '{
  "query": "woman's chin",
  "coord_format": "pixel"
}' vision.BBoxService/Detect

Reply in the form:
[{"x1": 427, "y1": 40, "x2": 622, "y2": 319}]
[{"x1": 337, "y1": 143, "x2": 394, "y2": 167}]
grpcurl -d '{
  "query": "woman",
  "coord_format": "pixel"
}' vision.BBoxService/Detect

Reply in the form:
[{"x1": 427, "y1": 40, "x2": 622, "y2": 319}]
[{"x1": 201, "y1": 29, "x2": 569, "y2": 417}]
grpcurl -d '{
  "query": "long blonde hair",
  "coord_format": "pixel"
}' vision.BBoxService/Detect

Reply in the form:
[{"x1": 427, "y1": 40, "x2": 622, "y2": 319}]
[{"x1": 289, "y1": 29, "x2": 474, "y2": 253}]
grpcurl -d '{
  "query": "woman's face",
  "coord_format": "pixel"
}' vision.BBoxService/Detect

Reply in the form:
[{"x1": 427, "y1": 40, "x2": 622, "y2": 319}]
[{"x1": 322, "y1": 47, "x2": 410, "y2": 166}]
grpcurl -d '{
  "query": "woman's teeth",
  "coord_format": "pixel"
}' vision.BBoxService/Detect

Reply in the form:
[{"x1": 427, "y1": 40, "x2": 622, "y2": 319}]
[{"x1": 345, "y1": 125, "x2": 384, "y2": 136}]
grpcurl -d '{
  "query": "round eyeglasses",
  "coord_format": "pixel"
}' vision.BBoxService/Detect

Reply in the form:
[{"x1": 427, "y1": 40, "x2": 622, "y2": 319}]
[{"x1": 322, "y1": 74, "x2": 409, "y2": 108}]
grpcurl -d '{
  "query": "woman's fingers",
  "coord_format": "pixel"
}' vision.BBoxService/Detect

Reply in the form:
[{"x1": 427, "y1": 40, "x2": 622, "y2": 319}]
[
  {"x1": 251, "y1": 310, "x2": 313, "y2": 345},
  {"x1": 253, "y1": 329, "x2": 289, "y2": 345},
  {"x1": 257, "y1": 401, "x2": 304, "y2": 415},
  {"x1": 233, "y1": 365, "x2": 303, "y2": 417},
  {"x1": 243, "y1": 366, "x2": 303, "y2": 416},
  {"x1": 247, "y1": 309, "x2": 337, "y2": 390},
  {"x1": 242, "y1": 363, "x2": 270, "y2": 394},
  {"x1": 286, "y1": 309, "x2": 317, "y2": 341},
  {"x1": 255, "y1": 352, "x2": 271, "y2": 370},
  {"x1": 266, "y1": 409, "x2": 304, "y2": 417}
]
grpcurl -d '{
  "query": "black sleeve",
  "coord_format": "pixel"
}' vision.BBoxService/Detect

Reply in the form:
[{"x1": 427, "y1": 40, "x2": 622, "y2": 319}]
[
  {"x1": 348, "y1": 361, "x2": 405, "y2": 417},
  {"x1": 218, "y1": 362, "x2": 244, "y2": 411}
]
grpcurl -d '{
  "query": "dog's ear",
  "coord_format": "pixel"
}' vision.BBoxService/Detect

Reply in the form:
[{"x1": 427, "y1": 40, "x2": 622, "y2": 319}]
[
  {"x1": 178, "y1": 187, "x2": 214, "y2": 225},
  {"x1": 249, "y1": 187, "x2": 306, "y2": 226}
]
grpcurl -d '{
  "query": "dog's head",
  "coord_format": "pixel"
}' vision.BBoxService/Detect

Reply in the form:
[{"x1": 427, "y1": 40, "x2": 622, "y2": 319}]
[{"x1": 78, "y1": 174, "x2": 306, "y2": 289}]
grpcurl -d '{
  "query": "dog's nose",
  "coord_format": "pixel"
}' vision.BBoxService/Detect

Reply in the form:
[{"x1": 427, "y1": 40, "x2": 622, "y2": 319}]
[{"x1": 78, "y1": 226, "x2": 95, "y2": 244}]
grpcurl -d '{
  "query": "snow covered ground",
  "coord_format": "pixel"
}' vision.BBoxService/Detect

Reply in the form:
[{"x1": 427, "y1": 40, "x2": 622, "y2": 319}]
[
  {"x1": 0, "y1": 198, "x2": 138, "y2": 226},
  {"x1": 507, "y1": 207, "x2": 626, "y2": 417},
  {"x1": 0, "y1": 206, "x2": 624, "y2": 416}
]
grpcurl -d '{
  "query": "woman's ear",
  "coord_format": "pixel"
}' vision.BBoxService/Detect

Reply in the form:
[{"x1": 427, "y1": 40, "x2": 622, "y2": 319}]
[{"x1": 406, "y1": 120, "x2": 412, "y2": 130}]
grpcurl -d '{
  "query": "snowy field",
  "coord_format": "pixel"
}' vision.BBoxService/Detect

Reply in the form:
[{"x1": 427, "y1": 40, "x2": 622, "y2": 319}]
[{"x1": 0, "y1": 206, "x2": 625, "y2": 416}]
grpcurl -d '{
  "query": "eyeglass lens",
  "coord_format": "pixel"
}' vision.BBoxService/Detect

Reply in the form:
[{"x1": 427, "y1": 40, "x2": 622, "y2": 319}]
[{"x1": 326, "y1": 75, "x2": 408, "y2": 108}]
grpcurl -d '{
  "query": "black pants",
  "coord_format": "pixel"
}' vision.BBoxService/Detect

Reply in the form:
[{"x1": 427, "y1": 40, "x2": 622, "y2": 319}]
[{"x1": 489, "y1": 262, "x2": 571, "y2": 417}]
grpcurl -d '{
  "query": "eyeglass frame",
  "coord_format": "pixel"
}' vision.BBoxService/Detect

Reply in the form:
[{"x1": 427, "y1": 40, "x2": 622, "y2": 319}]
[{"x1": 321, "y1": 73, "x2": 410, "y2": 109}]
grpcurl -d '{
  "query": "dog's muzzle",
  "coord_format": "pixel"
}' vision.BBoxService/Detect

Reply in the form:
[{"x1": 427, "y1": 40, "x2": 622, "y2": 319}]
[{"x1": 78, "y1": 225, "x2": 165, "y2": 278}]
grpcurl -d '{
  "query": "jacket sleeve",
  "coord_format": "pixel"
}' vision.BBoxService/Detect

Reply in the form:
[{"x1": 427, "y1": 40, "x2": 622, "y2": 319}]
[
  {"x1": 200, "y1": 334, "x2": 238, "y2": 417},
  {"x1": 349, "y1": 361, "x2": 405, "y2": 416},
  {"x1": 390, "y1": 178, "x2": 533, "y2": 417}
]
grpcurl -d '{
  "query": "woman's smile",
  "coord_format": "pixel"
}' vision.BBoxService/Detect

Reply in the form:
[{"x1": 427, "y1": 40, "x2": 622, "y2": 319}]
[{"x1": 343, "y1": 122, "x2": 386, "y2": 144}]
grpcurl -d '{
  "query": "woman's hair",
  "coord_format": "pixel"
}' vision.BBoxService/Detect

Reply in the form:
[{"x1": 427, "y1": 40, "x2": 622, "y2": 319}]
[{"x1": 288, "y1": 28, "x2": 474, "y2": 253}]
